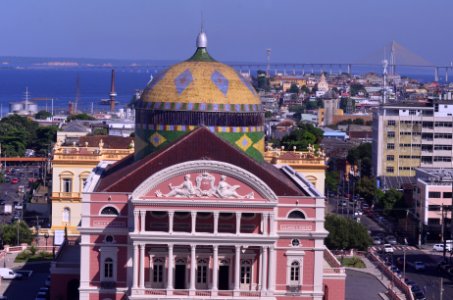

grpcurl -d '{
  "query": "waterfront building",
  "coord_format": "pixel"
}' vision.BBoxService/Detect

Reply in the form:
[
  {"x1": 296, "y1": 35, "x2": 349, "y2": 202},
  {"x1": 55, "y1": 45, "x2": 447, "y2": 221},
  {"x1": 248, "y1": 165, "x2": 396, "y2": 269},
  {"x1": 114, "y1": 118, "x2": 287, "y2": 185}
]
[
  {"x1": 50, "y1": 135, "x2": 134, "y2": 238},
  {"x1": 373, "y1": 99, "x2": 453, "y2": 186},
  {"x1": 50, "y1": 31, "x2": 345, "y2": 300}
]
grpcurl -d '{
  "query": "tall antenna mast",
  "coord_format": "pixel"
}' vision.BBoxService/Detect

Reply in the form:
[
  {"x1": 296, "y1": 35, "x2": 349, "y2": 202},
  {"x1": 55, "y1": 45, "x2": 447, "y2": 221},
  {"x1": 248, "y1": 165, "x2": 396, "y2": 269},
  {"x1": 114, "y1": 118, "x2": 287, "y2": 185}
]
[
  {"x1": 390, "y1": 40, "x2": 396, "y2": 75},
  {"x1": 266, "y1": 48, "x2": 272, "y2": 78},
  {"x1": 109, "y1": 69, "x2": 117, "y2": 112},
  {"x1": 75, "y1": 74, "x2": 80, "y2": 114},
  {"x1": 382, "y1": 59, "x2": 388, "y2": 104}
]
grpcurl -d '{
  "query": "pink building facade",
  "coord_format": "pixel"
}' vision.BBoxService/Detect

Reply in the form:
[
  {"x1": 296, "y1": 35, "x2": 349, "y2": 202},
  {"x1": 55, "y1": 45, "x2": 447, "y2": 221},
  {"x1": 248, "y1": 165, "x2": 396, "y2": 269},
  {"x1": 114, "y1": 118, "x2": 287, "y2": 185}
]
[{"x1": 59, "y1": 129, "x2": 346, "y2": 300}]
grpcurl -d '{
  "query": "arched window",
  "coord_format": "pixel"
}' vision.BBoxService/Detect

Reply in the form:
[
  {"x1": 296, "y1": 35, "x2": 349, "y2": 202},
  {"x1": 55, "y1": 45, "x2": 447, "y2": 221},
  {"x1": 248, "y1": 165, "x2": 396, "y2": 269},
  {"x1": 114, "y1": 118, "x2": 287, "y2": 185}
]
[
  {"x1": 290, "y1": 261, "x2": 300, "y2": 282},
  {"x1": 62, "y1": 208, "x2": 71, "y2": 223},
  {"x1": 288, "y1": 210, "x2": 306, "y2": 219},
  {"x1": 104, "y1": 258, "x2": 113, "y2": 279},
  {"x1": 100, "y1": 206, "x2": 119, "y2": 216}
]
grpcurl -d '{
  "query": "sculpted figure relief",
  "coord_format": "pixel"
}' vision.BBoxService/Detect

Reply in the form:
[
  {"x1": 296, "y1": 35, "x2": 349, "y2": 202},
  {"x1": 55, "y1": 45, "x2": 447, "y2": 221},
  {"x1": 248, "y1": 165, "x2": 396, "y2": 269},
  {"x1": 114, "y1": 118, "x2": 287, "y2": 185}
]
[{"x1": 155, "y1": 173, "x2": 254, "y2": 199}]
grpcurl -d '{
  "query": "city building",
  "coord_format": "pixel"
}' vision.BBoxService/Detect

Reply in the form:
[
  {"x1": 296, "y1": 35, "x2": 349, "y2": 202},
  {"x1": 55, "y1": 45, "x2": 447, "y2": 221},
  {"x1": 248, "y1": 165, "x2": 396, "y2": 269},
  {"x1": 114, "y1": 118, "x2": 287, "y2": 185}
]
[
  {"x1": 373, "y1": 99, "x2": 453, "y2": 184},
  {"x1": 414, "y1": 168, "x2": 453, "y2": 243},
  {"x1": 51, "y1": 31, "x2": 345, "y2": 300},
  {"x1": 264, "y1": 147, "x2": 327, "y2": 196},
  {"x1": 50, "y1": 135, "x2": 134, "y2": 238}
]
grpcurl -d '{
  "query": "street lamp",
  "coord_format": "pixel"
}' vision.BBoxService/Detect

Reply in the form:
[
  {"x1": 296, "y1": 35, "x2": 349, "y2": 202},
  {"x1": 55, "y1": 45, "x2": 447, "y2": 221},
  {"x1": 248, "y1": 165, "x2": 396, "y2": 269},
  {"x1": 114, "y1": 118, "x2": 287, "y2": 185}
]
[{"x1": 44, "y1": 232, "x2": 49, "y2": 249}]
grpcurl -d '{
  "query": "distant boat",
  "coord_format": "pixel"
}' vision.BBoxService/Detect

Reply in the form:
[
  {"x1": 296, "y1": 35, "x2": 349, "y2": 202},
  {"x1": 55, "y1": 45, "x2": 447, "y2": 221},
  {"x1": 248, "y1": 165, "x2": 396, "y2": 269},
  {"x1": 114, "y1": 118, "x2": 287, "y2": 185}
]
[{"x1": 99, "y1": 99, "x2": 119, "y2": 105}]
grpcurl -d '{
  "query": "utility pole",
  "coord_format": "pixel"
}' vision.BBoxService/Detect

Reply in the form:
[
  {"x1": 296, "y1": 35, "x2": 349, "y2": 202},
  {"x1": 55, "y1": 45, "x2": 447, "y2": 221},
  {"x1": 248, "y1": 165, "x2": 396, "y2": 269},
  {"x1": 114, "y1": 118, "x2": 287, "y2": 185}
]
[{"x1": 442, "y1": 204, "x2": 447, "y2": 260}]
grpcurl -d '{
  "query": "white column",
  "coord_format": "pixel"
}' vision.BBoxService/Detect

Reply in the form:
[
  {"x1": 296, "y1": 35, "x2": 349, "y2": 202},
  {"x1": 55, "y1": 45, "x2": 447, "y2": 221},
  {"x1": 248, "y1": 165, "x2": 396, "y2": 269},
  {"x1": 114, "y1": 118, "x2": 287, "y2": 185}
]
[
  {"x1": 262, "y1": 246, "x2": 268, "y2": 292},
  {"x1": 269, "y1": 213, "x2": 276, "y2": 236},
  {"x1": 133, "y1": 244, "x2": 139, "y2": 288},
  {"x1": 213, "y1": 212, "x2": 219, "y2": 235},
  {"x1": 263, "y1": 213, "x2": 269, "y2": 235},
  {"x1": 212, "y1": 245, "x2": 219, "y2": 291},
  {"x1": 168, "y1": 211, "x2": 174, "y2": 234},
  {"x1": 140, "y1": 210, "x2": 146, "y2": 233},
  {"x1": 139, "y1": 243, "x2": 145, "y2": 288},
  {"x1": 167, "y1": 244, "x2": 174, "y2": 290},
  {"x1": 258, "y1": 247, "x2": 263, "y2": 290},
  {"x1": 190, "y1": 245, "x2": 196, "y2": 291},
  {"x1": 133, "y1": 210, "x2": 139, "y2": 233},
  {"x1": 191, "y1": 212, "x2": 197, "y2": 234},
  {"x1": 268, "y1": 246, "x2": 276, "y2": 292},
  {"x1": 235, "y1": 212, "x2": 241, "y2": 235},
  {"x1": 234, "y1": 245, "x2": 241, "y2": 291}
]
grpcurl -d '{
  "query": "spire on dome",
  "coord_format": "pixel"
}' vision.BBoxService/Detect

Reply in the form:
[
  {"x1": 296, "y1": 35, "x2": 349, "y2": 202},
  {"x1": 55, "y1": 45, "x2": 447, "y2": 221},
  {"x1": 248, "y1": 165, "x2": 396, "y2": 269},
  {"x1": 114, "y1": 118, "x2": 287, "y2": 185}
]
[{"x1": 196, "y1": 30, "x2": 208, "y2": 48}]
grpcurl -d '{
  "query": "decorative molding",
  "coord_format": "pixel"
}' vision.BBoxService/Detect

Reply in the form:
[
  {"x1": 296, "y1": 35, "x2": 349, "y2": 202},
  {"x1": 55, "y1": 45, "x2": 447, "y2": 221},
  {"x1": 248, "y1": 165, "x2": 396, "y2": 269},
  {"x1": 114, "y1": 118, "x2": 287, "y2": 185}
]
[{"x1": 132, "y1": 160, "x2": 278, "y2": 201}]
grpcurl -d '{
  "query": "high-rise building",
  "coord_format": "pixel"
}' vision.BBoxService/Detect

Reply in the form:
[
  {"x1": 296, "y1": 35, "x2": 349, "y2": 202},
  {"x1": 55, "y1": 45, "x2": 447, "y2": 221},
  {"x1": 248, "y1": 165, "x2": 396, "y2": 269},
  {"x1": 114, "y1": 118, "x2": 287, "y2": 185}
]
[{"x1": 373, "y1": 99, "x2": 453, "y2": 185}]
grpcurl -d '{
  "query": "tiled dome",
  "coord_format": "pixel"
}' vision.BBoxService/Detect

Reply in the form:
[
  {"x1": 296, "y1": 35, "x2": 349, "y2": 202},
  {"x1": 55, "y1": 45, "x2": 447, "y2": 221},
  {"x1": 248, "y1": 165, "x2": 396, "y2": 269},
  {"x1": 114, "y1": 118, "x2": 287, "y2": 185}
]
[{"x1": 134, "y1": 31, "x2": 264, "y2": 161}]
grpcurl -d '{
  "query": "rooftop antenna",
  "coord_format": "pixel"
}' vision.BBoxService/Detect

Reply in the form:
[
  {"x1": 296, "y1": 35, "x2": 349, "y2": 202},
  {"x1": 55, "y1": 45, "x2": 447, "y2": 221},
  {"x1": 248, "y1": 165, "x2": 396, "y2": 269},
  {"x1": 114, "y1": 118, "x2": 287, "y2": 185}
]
[
  {"x1": 24, "y1": 86, "x2": 30, "y2": 113},
  {"x1": 109, "y1": 69, "x2": 117, "y2": 112},
  {"x1": 390, "y1": 40, "x2": 396, "y2": 75},
  {"x1": 382, "y1": 59, "x2": 388, "y2": 104}
]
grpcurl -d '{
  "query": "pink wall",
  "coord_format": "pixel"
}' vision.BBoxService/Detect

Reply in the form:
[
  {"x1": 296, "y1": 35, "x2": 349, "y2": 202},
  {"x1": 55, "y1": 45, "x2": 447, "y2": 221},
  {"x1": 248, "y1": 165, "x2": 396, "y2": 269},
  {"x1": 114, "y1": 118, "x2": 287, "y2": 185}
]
[{"x1": 323, "y1": 278, "x2": 346, "y2": 300}]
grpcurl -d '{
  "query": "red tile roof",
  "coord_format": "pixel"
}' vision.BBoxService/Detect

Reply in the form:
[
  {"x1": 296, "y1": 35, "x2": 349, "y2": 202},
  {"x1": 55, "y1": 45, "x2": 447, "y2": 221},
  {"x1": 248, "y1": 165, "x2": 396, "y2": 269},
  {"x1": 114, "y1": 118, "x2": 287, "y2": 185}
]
[{"x1": 95, "y1": 128, "x2": 306, "y2": 196}]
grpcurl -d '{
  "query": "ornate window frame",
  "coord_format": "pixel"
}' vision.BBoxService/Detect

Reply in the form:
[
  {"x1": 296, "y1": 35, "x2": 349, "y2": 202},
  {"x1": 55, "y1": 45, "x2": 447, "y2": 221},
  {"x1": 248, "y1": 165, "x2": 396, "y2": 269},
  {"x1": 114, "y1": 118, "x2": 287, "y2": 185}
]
[
  {"x1": 99, "y1": 205, "x2": 120, "y2": 216},
  {"x1": 285, "y1": 250, "x2": 304, "y2": 288},
  {"x1": 287, "y1": 209, "x2": 307, "y2": 219},
  {"x1": 99, "y1": 247, "x2": 118, "y2": 282}
]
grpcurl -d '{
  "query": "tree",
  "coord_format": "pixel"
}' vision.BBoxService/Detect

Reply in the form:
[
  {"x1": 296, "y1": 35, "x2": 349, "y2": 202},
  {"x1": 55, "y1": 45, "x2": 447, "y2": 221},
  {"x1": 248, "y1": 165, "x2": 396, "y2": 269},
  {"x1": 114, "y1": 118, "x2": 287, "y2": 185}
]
[
  {"x1": 34, "y1": 110, "x2": 52, "y2": 120},
  {"x1": 67, "y1": 113, "x2": 95, "y2": 121},
  {"x1": 0, "y1": 221, "x2": 33, "y2": 245},
  {"x1": 288, "y1": 83, "x2": 300, "y2": 94},
  {"x1": 264, "y1": 111, "x2": 272, "y2": 118},
  {"x1": 280, "y1": 123, "x2": 323, "y2": 151},
  {"x1": 350, "y1": 83, "x2": 367, "y2": 96},
  {"x1": 356, "y1": 177, "x2": 376, "y2": 202},
  {"x1": 377, "y1": 189, "x2": 404, "y2": 216},
  {"x1": 325, "y1": 214, "x2": 371, "y2": 250},
  {"x1": 325, "y1": 170, "x2": 340, "y2": 194},
  {"x1": 92, "y1": 127, "x2": 108, "y2": 136},
  {"x1": 347, "y1": 143, "x2": 372, "y2": 177}
]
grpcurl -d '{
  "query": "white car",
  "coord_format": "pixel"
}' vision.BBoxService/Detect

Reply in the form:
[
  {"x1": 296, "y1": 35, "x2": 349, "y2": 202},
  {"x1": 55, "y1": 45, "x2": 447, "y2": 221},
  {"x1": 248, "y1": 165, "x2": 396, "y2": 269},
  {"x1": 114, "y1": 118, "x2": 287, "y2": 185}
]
[
  {"x1": 0, "y1": 268, "x2": 22, "y2": 280},
  {"x1": 383, "y1": 244, "x2": 394, "y2": 253},
  {"x1": 433, "y1": 243, "x2": 452, "y2": 252}
]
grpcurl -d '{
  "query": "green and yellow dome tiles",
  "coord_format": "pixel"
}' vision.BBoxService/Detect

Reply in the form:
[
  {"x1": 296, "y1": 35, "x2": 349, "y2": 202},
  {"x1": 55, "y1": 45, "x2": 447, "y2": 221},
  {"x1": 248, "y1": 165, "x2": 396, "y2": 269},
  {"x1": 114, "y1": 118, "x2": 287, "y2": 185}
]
[{"x1": 134, "y1": 31, "x2": 264, "y2": 161}]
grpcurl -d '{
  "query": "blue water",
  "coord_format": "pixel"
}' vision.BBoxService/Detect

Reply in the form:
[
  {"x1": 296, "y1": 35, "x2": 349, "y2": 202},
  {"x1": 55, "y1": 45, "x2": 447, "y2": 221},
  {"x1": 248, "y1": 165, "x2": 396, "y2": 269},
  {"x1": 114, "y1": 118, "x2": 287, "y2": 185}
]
[
  {"x1": 0, "y1": 68, "x2": 154, "y2": 114},
  {"x1": 0, "y1": 67, "x2": 445, "y2": 115}
]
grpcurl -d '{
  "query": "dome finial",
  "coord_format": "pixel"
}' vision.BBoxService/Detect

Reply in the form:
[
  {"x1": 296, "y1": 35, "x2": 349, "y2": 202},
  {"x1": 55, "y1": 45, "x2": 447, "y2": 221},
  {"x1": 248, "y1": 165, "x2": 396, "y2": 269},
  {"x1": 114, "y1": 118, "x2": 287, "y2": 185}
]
[{"x1": 196, "y1": 15, "x2": 207, "y2": 48}]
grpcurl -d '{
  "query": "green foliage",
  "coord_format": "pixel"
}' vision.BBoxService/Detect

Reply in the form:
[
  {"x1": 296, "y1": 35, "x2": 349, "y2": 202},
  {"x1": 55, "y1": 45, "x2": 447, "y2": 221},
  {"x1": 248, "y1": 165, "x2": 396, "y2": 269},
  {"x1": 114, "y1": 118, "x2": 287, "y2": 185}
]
[
  {"x1": 0, "y1": 221, "x2": 33, "y2": 245},
  {"x1": 347, "y1": 143, "x2": 372, "y2": 177},
  {"x1": 256, "y1": 70, "x2": 270, "y2": 91},
  {"x1": 287, "y1": 83, "x2": 300, "y2": 94},
  {"x1": 15, "y1": 250, "x2": 53, "y2": 262},
  {"x1": 340, "y1": 256, "x2": 366, "y2": 268},
  {"x1": 349, "y1": 83, "x2": 368, "y2": 97},
  {"x1": 264, "y1": 111, "x2": 272, "y2": 118},
  {"x1": 92, "y1": 127, "x2": 108, "y2": 136},
  {"x1": 67, "y1": 113, "x2": 95, "y2": 121},
  {"x1": 325, "y1": 171, "x2": 340, "y2": 193},
  {"x1": 356, "y1": 177, "x2": 377, "y2": 202},
  {"x1": 0, "y1": 115, "x2": 56, "y2": 156},
  {"x1": 376, "y1": 189, "x2": 405, "y2": 216},
  {"x1": 325, "y1": 214, "x2": 371, "y2": 250},
  {"x1": 280, "y1": 123, "x2": 324, "y2": 151},
  {"x1": 34, "y1": 110, "x2": 52, "y2": 120},
  {"x1": 339, "y1": 98, "x2": 356, "y2": 113}
]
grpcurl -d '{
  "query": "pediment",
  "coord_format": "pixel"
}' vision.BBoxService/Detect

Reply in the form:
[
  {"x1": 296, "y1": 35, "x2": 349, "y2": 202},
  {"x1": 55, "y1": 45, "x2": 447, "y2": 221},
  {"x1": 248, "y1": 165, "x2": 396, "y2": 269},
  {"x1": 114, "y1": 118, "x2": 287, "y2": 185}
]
[{"x1": 132, "y1": 160, "x2": 278, "y2": 202}]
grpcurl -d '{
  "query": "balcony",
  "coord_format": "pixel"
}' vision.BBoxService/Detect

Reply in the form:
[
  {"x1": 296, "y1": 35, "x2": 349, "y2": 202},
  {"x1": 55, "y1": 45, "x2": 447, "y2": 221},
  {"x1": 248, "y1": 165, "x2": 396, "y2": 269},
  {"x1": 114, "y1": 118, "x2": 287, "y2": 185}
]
[{"x1": 51, "y1": 192, "x2": 81, "y2": 200}]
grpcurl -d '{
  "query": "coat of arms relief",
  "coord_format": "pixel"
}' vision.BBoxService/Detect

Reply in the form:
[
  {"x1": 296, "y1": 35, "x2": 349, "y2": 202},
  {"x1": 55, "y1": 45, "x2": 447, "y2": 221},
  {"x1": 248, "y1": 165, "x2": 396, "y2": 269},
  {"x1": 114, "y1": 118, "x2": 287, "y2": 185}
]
[{"x1": 155, "y1": 172, "x2": 254, "y2": 199}]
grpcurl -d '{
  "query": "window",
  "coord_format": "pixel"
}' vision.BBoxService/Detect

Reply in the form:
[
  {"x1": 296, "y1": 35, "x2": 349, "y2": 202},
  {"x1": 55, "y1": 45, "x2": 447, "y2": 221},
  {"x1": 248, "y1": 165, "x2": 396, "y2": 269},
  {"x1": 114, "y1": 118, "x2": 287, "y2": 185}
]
[
  {"x1": 387, "y1": 143, "x2": 395, "y2": 150},
  {"x1": 387, "y1": 131, "x2": 395, "y2": 138},
  {"x1": 387, "y1": 155, "x2": 394, "y2": 161},
  {"x1": 386, "y1": 167, "x2": 394, "y2": 173},
  {"x1": 62, "y1": 178, "x2": 72, "y2": 193},
  {"x1": 100, "y1": 206, "x2": 119, "y2": 216},
  {"x1": 387, "y1": 120, "x2": 396, "y2": 126},
  {"x1": 105, "y1": 235, "x2": 114, "y2": 243},
  {"x1": 443, "y1": 192, "x2": 452, "y2": 198},
  {"x1": 240, "y1": 260, "x2": 251, "y2": 284},
  {"x1": 153, "y1": 258, "x2": 164, "y2": 283},
  {"x1": 288, "y1": 210, "x2": 306, "y2": 219},
  {"x1": 409, "y1": 110, "x2": 416, "y2": 115},
  {"x1": 290, "y1": 261, "x2": 300, "y2": 282},
  {"x1": 62, "y1": 208, "x2": 70, "y2": 223},
  {"x1": 429, "y1": 192, "x2": 441, "y2": 198},
  {"x1": 428, "y1": 205, "x2": 441, "y2": 211},
  {"x1": 291, "y1": 239, "x2": 300, "y2": 247},
  {"x1": 197, "y1": 259, "x2": 208, "y2": 284},
  {"x1": 104, "y1": 258, "x2": 113, "y2": 279}
]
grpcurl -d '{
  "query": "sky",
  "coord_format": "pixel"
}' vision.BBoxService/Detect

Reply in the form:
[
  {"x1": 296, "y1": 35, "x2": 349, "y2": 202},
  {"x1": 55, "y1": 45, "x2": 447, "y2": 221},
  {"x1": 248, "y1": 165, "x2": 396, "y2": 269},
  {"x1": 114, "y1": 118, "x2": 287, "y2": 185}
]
[{"x1": 1, "y1": 0, "x2": 452, "y2": 65}]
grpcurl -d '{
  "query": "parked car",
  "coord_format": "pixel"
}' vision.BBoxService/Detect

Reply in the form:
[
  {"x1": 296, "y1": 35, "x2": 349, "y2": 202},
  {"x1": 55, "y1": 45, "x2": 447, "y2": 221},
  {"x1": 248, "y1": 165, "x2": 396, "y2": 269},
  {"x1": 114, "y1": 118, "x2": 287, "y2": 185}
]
[
  {"x1": 413, "y1": 291, "x2": 426, "y2": 300},
  {"x1": 383, "y1": 244, "x2": 394, "y2": 253},
  {"x1": 372, "y1": 236, "x2": 382, "y2": 245},
  {"x1": 414, "y1": 261, "x2": 425, "y2": 271},
  {"x1": 0, "y1": 268, "x2": 22, "y2": 280},
  {"x1": 10, "y1": 178, "x2": 19, "y2": 184},
  {"x1": 385, "y1": 235, "x2": 397, "y2": 245}
]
